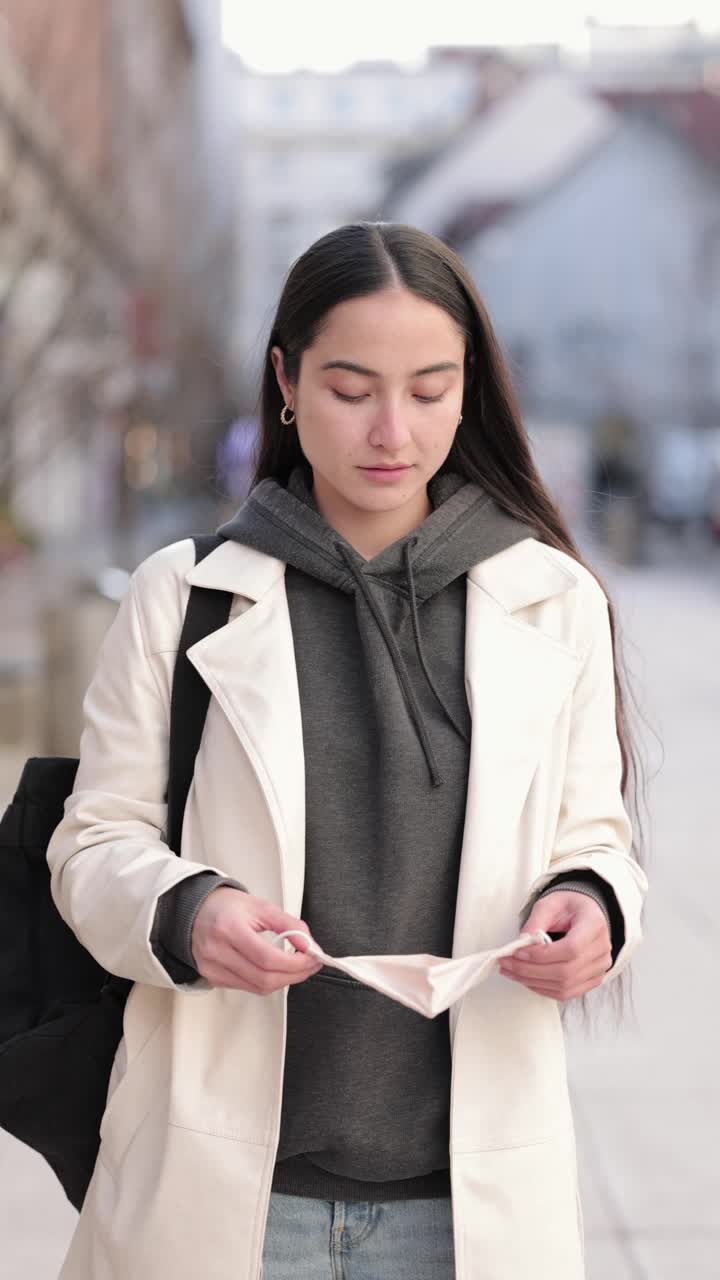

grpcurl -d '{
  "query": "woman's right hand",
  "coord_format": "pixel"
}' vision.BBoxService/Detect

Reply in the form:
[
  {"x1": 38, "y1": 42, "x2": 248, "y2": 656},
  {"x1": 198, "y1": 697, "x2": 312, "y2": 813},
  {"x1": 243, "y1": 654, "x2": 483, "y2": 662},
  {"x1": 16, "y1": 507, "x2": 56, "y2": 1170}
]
[{"x1": 191, "y1": 887, "x2": 323, "y2": 993}]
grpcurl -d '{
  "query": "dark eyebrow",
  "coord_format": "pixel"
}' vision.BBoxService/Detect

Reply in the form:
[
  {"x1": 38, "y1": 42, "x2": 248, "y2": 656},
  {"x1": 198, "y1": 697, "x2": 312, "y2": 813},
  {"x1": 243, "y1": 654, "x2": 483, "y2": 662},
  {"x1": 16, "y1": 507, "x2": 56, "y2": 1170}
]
[{"x1": 320, "y1": 360, "x2": 460, "y2": 378}]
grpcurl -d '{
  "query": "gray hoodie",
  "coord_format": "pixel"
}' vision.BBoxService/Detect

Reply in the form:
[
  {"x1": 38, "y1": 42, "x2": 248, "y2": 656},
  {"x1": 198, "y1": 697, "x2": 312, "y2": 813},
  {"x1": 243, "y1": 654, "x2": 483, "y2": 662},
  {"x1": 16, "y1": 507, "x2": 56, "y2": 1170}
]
[{"x1": 153, "y1": 466, "x2": 618, "y2": 1203}]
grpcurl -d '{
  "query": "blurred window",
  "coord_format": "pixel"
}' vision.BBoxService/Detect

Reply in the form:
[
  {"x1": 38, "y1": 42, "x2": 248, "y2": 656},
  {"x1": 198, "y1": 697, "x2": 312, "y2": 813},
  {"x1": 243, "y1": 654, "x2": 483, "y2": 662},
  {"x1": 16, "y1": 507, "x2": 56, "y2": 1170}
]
[
  {"x1": 272, "y1": 86, "x2": 293, "y2": 114},
  {"x1": 333, "y1": 87, "x2": 355, "y2": 116}
]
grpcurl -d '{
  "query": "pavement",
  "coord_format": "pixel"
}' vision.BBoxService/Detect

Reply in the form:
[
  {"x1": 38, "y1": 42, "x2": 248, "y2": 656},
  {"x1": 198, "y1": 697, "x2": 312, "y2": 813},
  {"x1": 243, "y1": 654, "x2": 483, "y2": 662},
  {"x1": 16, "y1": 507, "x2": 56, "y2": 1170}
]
[
  {"x1": 566, "y1": 552, "x2": 720, "y2": 1279},
  {"x1": 0, "y1": 540, "x2": 718, "y2": 1278}
]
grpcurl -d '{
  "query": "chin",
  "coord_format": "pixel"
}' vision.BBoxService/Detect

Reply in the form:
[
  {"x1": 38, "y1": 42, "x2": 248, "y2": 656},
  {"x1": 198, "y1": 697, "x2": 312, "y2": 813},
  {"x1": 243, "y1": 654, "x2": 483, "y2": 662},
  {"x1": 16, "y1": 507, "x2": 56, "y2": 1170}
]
[{"x1": 349, "y1": 478, "x2": 421, "y2": 509}]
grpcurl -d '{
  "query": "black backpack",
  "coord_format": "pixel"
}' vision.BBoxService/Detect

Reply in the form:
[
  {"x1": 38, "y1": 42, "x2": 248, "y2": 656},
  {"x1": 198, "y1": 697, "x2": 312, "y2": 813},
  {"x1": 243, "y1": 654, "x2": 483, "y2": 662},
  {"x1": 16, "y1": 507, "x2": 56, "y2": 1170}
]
[{"x1": 0, "y1": 534, "x2": 232, "y2": 1210}]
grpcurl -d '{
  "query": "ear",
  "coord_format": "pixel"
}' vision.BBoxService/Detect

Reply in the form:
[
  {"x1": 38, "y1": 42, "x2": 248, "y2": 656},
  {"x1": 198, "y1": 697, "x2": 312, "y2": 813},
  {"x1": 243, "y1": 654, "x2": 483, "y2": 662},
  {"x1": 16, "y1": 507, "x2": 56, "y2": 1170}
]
[{"x1": 271, "y1": 346, "x2": 294, "y2": 406}]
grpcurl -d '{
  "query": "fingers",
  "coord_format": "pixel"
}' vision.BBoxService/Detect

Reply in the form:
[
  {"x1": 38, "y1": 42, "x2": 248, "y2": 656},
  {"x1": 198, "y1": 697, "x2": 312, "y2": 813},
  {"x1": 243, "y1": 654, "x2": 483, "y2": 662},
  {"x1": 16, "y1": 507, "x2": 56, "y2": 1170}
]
[
  {"x1": 238, "y1": 929, "x2": 318, "y2": 974},
  {"x1": 501, "y1": 960, "x2": 609, "y2": 990},
  {"x1": 503, "y1": 939, "x2": 611, "y2": 984},
  {"x1": 523, "y1": 891, "x2": 609, "y2": 959},
  {"x1": 499, "y1": 972, "x2": 604, "y2": 1003},
  {"x1": 500, "y1": 905, "x2": 613, "y2": 1001},
  {"x1": 519, "y1": 919, "x2": 605, "y2": 966},
  {"x1": 200, "y1": 948, "x2": 322, "y2": 994},
  {"x1": 204, "y1": 927, "x2": 322, "y2": 985},
  {"x1": 258, "y1": 900, "x2": 316, "y2": 947},
  {"x1": 522, "y1": 898, "x2": 574, "y2": 940},
  {"x1": 503, "y1": 971, "x2": 606, "y2": 1001},
  {"x1": 192, "y1": 889, "x2": 323, "y2": 992},
  {"x1": 503, "y1": 934, "x2": 610, "y2": 995}
]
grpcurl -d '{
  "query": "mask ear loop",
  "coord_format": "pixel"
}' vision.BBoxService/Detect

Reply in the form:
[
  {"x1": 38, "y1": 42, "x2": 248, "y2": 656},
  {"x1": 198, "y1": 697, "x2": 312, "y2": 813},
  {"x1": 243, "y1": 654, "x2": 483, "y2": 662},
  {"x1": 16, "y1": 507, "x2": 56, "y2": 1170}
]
[{"x1": 272, "y1": 928, "x2": 323, "y2": 957}]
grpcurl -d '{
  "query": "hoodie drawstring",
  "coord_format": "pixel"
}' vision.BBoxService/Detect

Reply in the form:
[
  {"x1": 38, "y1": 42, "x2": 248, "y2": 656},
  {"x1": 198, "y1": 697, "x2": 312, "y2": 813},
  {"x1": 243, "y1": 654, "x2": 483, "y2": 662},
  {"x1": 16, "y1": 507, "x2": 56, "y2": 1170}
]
[
  {"x1": 336, "y1": 539, "x2": 469, "y2": 788},
  {"x1": 403, "y1": 540, "x2": 472, "y2": 749}
]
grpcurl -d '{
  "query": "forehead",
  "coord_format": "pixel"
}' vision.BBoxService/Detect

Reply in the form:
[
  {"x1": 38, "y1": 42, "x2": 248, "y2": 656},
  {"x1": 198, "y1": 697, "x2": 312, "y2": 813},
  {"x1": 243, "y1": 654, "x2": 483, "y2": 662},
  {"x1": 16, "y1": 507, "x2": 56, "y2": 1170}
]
[{"x1": 309, "y1": 289, "x2": 464, "y2": 365}]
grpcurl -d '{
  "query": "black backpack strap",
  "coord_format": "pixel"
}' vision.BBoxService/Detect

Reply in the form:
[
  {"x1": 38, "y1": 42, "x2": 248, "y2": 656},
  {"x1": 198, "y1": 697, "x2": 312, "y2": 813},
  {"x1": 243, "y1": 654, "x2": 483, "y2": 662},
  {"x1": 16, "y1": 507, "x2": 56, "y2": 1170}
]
[{"x1": 165, "y1": 535, "x2": 233, "y2": 855}]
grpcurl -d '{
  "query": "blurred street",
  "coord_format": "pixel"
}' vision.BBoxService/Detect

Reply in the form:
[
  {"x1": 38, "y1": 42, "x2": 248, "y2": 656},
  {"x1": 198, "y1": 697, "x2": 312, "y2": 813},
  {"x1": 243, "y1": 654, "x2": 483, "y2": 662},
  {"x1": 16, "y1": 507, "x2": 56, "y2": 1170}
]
[
  {"x1": 567, "y1": 550, "x2": 720, "y2": 1280},
  {"x1": 1, "y1": 543, "x2": 718, "y2": 1278}
]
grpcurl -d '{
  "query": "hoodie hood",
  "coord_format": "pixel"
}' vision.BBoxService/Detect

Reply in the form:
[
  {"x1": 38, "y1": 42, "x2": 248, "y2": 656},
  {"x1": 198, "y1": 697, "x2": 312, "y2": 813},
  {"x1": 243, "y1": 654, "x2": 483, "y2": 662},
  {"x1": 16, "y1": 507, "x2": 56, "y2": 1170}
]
[
  {"x1": 217, "y1": 466, "x2": 533, "y2": 785},
  {"x1": 219, "y1": 466, "x2": 531, "y2": 601}
]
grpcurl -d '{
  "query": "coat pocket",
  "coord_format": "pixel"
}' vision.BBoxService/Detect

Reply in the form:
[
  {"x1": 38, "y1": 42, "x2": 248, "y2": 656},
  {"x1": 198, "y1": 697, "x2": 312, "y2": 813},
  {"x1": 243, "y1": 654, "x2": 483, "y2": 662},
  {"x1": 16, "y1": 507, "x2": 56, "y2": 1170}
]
[
  {"x1": 99, "y1": 1010, "x2": 170, "y2": 1173},
  {"x1": 452, "y1": 1134, "x2": 584, "y2": 1279},
  {"x1": 451, "y1": 983, "x2": 571, "y2": 1151}
]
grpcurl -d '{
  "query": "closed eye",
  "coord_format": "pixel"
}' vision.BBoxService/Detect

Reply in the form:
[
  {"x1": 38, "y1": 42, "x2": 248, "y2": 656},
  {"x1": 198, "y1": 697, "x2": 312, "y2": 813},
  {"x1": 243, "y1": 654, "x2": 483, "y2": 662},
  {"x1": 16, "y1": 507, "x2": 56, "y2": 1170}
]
[{"x1": 332, "y1": 390, "x2": 446, "y2": 404}]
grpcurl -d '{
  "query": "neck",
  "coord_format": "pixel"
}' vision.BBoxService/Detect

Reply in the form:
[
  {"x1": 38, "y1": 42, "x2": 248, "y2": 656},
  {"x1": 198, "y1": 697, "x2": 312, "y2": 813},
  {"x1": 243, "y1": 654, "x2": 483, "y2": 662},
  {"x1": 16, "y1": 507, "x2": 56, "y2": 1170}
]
[{"x1": 312, "y1": 477, "x2": 432, "y2": 559}]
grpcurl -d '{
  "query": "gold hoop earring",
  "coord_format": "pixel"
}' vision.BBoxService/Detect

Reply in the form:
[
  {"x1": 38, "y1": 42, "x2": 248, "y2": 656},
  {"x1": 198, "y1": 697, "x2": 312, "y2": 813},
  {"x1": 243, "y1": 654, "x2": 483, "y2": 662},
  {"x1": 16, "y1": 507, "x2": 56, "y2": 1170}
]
[{"x1": 280, "y1": 404, "x2": 295, "y2": 426}]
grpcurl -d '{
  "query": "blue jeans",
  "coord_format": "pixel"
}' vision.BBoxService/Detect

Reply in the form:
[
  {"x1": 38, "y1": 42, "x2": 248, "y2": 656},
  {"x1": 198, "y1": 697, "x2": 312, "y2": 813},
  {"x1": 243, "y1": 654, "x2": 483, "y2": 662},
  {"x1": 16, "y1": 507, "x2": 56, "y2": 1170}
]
[{"x1": 261, "y1": 1192, "x2": 455, "y2": 1279}]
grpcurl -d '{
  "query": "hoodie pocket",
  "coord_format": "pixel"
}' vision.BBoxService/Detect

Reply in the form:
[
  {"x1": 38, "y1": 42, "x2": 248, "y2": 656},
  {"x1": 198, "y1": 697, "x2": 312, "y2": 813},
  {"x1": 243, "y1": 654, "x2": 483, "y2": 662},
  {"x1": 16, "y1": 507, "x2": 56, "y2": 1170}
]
[
  {"x1": 312, "y1": 967, "x2": 367, "y2": 990},
  {"x1": 279, "y1": 968, "x2": 453, "y2": 1181}
]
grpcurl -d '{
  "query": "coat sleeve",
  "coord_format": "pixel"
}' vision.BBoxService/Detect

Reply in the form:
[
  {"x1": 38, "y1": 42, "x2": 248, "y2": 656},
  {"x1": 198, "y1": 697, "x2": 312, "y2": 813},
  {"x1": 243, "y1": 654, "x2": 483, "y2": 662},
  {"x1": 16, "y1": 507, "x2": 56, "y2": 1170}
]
[
  {"x1": 520, "y1": 575, "x2": 648, "y2": 980},
  {"x1": 47, "y1": 565, "x2": 231, "y2": 989}
]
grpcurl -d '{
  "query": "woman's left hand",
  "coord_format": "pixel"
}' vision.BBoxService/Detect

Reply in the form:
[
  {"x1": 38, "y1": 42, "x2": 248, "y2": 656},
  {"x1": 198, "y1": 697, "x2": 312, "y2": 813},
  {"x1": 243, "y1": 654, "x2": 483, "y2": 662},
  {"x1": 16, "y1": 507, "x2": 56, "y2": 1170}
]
[{"x1": 499, "y1": 891, "x2": 613, "y2": 1001}]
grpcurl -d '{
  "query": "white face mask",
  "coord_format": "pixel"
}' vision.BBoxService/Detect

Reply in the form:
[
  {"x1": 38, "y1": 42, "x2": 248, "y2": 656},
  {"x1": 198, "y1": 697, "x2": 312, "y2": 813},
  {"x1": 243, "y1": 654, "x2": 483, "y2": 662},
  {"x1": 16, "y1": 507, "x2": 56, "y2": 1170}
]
[{"x1": 273, "y1": 929, "x2": 551, "y2": 1020}]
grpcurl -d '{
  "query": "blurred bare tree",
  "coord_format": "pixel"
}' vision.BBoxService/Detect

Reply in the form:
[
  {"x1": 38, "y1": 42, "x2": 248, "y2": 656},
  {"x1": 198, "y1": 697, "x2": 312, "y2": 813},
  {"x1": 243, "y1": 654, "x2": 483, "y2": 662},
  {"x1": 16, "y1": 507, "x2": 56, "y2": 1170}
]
[{"x1": 0, "y1": 0, "x2": 236, "y2": 563}]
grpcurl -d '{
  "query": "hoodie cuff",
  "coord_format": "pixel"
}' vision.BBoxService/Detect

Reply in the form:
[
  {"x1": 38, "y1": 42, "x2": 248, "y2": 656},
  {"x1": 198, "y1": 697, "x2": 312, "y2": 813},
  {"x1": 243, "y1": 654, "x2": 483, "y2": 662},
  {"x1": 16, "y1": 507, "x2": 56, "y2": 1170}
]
[
  {"x1": 150, "y1": 872, "x2": 247, "y2": 984},
  {"x1": 532, "y1": 870, "x2": 625, "y2": 963}
]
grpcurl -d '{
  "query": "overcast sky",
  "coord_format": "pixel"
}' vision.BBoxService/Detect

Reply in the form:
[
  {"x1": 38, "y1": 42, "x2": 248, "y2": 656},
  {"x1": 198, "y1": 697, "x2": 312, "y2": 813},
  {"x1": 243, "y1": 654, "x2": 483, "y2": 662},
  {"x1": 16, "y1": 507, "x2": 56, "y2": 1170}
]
[{"x1": 222, "y1": 2, "x2": 720, "y2": 73}]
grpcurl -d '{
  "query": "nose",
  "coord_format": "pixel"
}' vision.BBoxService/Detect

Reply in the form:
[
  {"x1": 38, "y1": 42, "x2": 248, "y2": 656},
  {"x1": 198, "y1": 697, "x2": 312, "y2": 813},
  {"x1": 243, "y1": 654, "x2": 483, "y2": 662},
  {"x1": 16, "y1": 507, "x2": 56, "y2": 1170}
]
[{"x1": 367, "y1": 400, "x2": 411, "y2": 452}]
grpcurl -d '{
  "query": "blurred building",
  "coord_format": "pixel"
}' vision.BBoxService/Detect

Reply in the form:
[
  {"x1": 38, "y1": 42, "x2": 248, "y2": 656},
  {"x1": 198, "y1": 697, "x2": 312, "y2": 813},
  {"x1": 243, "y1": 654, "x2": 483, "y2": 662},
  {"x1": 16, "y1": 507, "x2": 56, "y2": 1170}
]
[
  {"x1": 385, "y1": 73, "x2": 613, "y2": 243},
  {"x1": 226, "y1": 54, "x2": 502, "y2": 403},
  {"x1": 585, "y1": 19, "x2": 720, "y2": 90},
  {"x1": 460, "y1": 90, "x2": 720, "y2": 431},
  {"x1": 386, "y1": 71, "x2": 720, "y2": 434},
  {"x1": 0, "y1": 0, "x2": 236, "y2": 561}
]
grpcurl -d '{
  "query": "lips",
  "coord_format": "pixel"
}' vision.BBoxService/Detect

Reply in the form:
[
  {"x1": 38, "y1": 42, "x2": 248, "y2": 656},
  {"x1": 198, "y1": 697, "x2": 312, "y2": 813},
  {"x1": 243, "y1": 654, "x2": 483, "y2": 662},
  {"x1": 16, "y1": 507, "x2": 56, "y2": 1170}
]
[{"x1": 359, "y1": 464, "x2": 413, "y2": 483}]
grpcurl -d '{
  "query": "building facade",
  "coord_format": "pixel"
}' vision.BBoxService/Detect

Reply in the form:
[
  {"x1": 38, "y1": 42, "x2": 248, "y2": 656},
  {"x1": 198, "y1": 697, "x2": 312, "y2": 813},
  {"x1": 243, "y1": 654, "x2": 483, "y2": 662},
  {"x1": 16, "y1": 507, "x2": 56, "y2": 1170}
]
[{"x1": 461, "y1": 109, "x2": 720, "y2": 430}]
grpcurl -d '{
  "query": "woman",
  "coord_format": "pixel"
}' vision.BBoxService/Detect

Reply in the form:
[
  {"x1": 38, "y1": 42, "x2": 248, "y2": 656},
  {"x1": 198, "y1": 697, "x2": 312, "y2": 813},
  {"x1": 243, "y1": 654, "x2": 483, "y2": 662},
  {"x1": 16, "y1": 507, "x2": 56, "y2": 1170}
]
[{"x1": 48, "y1": 223, "x2": 647, "y2": 1280}]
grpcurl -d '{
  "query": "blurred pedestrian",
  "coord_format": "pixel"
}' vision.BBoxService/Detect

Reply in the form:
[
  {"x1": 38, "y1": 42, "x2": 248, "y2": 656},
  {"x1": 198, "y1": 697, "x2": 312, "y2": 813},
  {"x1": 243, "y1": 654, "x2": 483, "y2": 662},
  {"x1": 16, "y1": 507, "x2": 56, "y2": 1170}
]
[
  {"x1": 47, "y1": 223, "x2": 647, "y2": 1279},
  {"x1": 590, "y1": 411, "x2": 647, "y2": 564}
]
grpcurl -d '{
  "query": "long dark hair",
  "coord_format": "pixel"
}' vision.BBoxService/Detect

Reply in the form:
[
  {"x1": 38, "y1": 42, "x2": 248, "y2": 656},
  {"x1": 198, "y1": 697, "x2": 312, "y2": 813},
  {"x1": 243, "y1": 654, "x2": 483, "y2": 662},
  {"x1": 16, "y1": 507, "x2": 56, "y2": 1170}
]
[{"x1": 253, "y1": 222, "x2": 646, "y2": 888}]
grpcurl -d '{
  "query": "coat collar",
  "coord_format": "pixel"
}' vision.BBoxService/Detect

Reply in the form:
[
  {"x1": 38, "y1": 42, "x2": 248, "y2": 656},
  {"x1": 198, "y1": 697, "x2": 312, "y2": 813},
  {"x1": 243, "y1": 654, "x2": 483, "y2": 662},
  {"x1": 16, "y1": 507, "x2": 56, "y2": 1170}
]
[
  {"x1": 186, "y1": 535, "x2": 579, "y2": 613},
  {"x1": 467, "y1": 538, "x2": 578, "y2": 612},
  {"x1": 186, "y1": 539, "x2": 284, "y2": 600}
]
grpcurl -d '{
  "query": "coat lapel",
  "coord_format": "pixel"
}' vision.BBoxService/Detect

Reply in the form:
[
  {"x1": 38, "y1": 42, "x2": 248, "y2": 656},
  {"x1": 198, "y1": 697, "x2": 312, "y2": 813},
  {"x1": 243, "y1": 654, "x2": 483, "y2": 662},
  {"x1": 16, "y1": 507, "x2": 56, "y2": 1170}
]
[
  {"x1": 453, "y1": 540, "x2": 583, "y2": 961},
  {"x1": 183, "y1": 543, "x2": 306, "y2": 915}
]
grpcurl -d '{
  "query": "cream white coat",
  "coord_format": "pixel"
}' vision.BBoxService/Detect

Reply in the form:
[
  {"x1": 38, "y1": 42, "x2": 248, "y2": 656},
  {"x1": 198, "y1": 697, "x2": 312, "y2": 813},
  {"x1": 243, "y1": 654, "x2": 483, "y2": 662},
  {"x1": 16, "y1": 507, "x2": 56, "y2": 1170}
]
[{"x1": 47, "y1": 534, "x2": 647, "y2": 1280}]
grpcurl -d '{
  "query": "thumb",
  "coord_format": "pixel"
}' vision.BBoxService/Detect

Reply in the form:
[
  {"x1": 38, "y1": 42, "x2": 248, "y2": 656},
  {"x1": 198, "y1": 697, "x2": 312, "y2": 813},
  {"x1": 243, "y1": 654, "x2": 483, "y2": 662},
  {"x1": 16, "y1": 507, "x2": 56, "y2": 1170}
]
[
  {"x1": 523, "y1": 892, "x2": 572, "y2": 937},
  {"x1": 255, "y1": 899, "x2": 316, "y2": 953}
]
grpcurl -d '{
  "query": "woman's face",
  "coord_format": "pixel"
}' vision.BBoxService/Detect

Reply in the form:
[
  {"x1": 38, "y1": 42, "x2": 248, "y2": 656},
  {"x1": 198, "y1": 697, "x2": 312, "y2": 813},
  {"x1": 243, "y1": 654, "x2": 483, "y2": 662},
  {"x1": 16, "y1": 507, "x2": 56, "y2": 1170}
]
[{"x1": 271, "y1": 287, "x2": 466, "y2": 528}]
